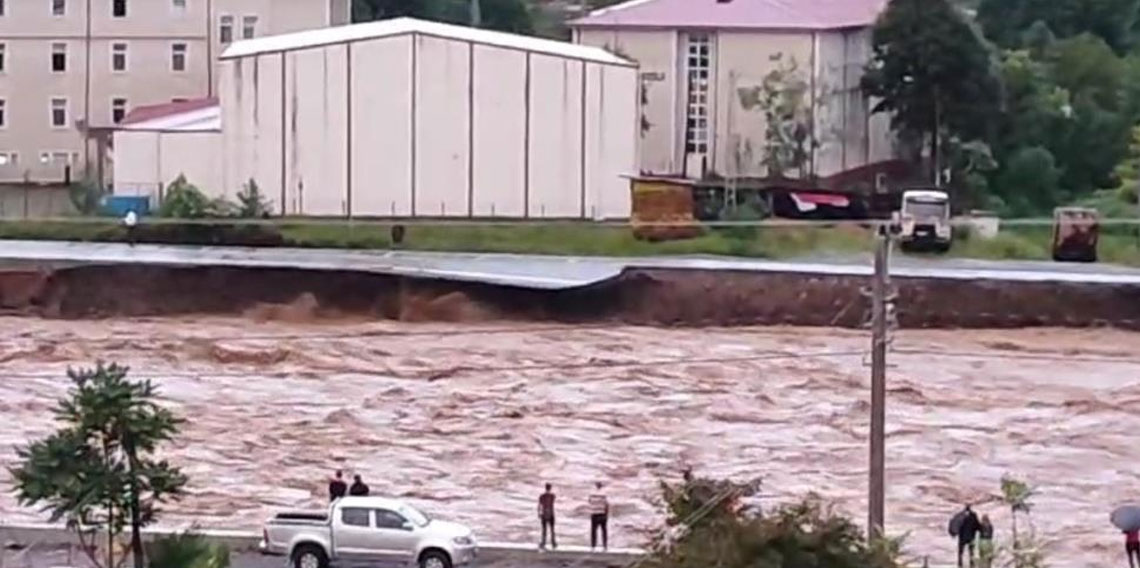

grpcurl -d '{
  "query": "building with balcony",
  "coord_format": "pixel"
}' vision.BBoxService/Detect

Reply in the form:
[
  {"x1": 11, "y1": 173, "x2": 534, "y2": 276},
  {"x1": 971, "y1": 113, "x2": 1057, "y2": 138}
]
[{"x1": 0, "y1": 0, "x2": 349, "y2": 186}]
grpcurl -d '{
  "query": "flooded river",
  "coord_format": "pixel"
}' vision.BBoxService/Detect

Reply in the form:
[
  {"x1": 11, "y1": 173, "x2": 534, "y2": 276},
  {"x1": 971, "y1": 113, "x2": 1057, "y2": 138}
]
[{"x1": 1, "y1": 316, "x2": 1139, "y2": 566}]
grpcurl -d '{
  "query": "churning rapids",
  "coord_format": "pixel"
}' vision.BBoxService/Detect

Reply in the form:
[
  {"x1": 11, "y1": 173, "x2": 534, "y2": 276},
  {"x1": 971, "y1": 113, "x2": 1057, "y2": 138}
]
[{"x1": 2, "y1": 316, "x2": 1139, "y2": 566}]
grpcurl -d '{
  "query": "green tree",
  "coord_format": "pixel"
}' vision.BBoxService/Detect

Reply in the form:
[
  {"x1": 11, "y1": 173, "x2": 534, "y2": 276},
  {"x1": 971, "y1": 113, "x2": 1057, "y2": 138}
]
[
  {"x1": 352, "y1": 0, "x2": 533, "y2": 34},
  {"x1": 10, "y1": 363, "x2": 187, "y2": 568},
  {"x1": 641, "y1": 473, "x2": 903, "y2": 568},
  {"x1": 993, "y1": 146, "x2": 1062, "y2": 215},
  {"x1": 862, "y1": 0, "x2": 1003, "y2": 186},
  {"x1": 977, "y1": 0, "x2": 1140, "y2": 54}
]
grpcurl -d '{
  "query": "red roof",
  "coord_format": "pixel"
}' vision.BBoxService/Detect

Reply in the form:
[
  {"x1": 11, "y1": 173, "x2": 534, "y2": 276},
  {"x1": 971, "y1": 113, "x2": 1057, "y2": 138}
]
[
  {"x1": 120, "y1": 97, "x2": 219, "y2": 126},
  {"x1": 571, "y1": 0, "x2": 886, "y2": 30}
]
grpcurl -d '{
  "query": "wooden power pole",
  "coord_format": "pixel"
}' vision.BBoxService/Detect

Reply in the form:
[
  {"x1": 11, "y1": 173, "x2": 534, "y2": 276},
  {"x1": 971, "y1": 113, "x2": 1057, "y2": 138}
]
[{"x1": 868, "y1": 226, "x2": 890, "y2": 537}]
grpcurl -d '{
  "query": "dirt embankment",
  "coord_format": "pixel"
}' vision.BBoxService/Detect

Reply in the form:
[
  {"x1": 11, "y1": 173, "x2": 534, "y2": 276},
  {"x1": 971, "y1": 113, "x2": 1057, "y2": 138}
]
[{"x1": 1, "y1": 263, "x2": 1139, "y2": 328}]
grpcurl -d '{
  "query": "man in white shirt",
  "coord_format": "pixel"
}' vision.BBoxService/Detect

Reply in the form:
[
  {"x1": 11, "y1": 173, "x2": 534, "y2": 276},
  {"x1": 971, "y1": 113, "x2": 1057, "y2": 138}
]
[
  {"x1": 123, "y1": 210, "x2": 138, "y2": 247},
  {"x1": 588, "y1": 481, "x2": 609, "y2": 551}
]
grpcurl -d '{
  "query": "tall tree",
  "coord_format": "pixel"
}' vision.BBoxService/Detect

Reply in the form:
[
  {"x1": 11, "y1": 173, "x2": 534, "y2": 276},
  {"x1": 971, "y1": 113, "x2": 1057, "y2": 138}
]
[
  {"x1": 10, "y1": 363, "x2": 187, "y2": 568},
  {"x1": 862, "y1": 0, "x2": 1003, "y2": 185}
]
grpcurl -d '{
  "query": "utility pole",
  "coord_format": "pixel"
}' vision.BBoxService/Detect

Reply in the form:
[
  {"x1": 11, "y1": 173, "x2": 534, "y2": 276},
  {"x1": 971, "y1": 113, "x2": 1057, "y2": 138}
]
[{"x1": 868, "y1": 225, "x2": 891, "y2": 538}]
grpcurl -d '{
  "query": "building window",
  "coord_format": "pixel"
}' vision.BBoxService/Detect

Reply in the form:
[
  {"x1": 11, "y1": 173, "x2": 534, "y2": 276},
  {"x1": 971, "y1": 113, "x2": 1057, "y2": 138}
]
[
  {"x1": 219, "y1": 15, "x2": 233, "y2": 43},
  {"x1": 242, "y1": 15, "x2": 258, "y2": 39},
  {"x1": 0, "y1": 153, "x2": 17, "y2": 166},
  {"x1": 112, "y1": 0, "x2": 126, "y2": 17},
  {"x1": 0, "y1": 43, "x2": 6, "y2": 73},
  {"x1": 111, "y1": 42, "x2": 127, "y2": 71},
  {"x1": 171, "y1": 43, "x2": 187, "y2": 71},
  {"x1": 40, "y1": 151, "x2": 74, "y2": 165},
  {"x1": 111, "y1": 98, "x2": 127, "y2": 124},
  {"x1": 51, "y1": 42, "x2": 67, "y2": 72},
  {"x1": 684, "y1": 33, "x2": 711, "y2": 155},
  {"x1": 172, "y1": 0, "x2": 186, "y2": 13},
  {"x1": 50, "y1": 97, "x2": 68, "y2": 128},
  {"x1": 0, "y1": 98, "x2": 6, "y2": 128},
  {"x1": 52, "y1": 0, "x2": 65, "y2": 16}
]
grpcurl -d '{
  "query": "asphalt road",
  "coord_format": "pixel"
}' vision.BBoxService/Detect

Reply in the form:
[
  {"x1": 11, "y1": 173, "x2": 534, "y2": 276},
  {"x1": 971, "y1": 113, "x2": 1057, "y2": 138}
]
[
  {"x1": 3, "y1": 239, "x2": 1140, "y2": 289},
  {"x1": 3, "y1": 546, "x2": 586, "y2": 568}
]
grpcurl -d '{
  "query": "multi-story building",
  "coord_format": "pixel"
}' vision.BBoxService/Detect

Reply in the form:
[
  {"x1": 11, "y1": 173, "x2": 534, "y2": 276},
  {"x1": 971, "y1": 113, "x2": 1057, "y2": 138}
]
[
  {"x1": 570, "y1": 0, "x2": 896, "y2": 184},
  {"x1": 0, "y1": 0, "x2": 350, "y2": 184}
]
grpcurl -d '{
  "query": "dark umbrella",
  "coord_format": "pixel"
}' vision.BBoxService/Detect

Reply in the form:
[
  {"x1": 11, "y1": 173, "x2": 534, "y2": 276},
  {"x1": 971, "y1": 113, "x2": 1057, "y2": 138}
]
[
  {"x1": 949, "y1": 510, "x2": 967, "y2": 537},
  {"x1": 1112, "y1": 505, "x2": 1140, "y2": 532}
]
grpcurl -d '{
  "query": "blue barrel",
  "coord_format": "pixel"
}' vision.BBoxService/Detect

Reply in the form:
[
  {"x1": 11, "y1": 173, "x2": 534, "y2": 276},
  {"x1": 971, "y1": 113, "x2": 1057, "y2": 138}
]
[{"x1": 103, "y1": 196, "x2": 151, "y2": 217}]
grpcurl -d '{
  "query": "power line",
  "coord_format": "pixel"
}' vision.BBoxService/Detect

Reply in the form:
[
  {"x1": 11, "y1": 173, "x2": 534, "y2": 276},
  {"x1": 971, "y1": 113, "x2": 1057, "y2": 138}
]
[{"x1": 891, "y1": 347, "x2": 1140, "y2": 365}]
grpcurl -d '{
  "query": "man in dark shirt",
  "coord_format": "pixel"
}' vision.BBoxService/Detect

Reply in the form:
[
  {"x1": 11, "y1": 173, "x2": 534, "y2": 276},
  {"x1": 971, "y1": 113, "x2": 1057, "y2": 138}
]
[
  {"x1": 349, "y1": 474, "x2": 370, "y2": 496},
  {"x1": 956, "y1": 505, "x2": 981, "y2": 567},
  {"x1": 328, "y1": 470, "x2": 347, "y2": 502},
  {"x1": 538, "y1": 483, "x2": 557, "y2": 550}
]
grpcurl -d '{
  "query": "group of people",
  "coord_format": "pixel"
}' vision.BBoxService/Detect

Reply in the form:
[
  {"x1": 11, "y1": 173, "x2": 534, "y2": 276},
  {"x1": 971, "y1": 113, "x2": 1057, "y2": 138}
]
[
  {"x1": 950, "y1": 505, "x2": 995, "y2": 568},
  {"x1": 536, "y1": 482, "x2": 611, "y2": 551},
  {"x1": 323, "y1": 472, "x2": 612, "y2": 551},
  {"x1": 327, "y1": 470, "x2": 372, "y2": 500}
]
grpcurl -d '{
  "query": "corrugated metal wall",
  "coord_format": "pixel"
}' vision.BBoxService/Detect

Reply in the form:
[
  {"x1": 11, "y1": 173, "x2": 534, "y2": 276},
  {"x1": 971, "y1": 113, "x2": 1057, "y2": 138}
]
[{"x1": 221, "y1": 31, "x2": 637, "y2": 219}]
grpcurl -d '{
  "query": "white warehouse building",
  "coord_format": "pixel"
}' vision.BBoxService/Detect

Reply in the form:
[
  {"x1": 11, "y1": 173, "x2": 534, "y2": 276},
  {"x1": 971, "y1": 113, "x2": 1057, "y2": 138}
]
[{"x1": 217, "y1": 18, "x2": 639, "y2": 219}]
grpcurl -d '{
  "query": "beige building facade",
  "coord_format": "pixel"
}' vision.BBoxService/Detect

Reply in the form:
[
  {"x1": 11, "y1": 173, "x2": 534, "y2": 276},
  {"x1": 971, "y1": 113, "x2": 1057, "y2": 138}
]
[
  {"x1": 571, "y1": 0, "x2": 895, "y2": 183},
  {"x1": 0, "y1": 0, "x2": 349, "y2": 185}
]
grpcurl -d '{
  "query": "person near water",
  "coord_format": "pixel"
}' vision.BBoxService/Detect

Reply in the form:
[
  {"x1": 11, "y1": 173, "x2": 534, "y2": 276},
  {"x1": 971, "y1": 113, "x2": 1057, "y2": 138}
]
[
  {"x1": 955, "y1": 504, "x2": 981, "y2": 568},
  {"x1": 588, "y1": 482, "x2": 610, "y2": 551},
  {"x1": 348, "y1": 474, "x2": 370, "y2": 496},
  {"x1": 328, "y1": 470, "x2": 347, "y2": 502},
  {"x1": 1125, "y1": 526, "x2": 1140, "y2": 568},
  {"x1": 977, "y1": 514, "x2": 994, "y2": 568},
  {"x1": 538, "y1": 483, "x2": 557, "y2": 550},
  {"x1": 123, "y1": 210, "x2": 138, "y2": 246}
]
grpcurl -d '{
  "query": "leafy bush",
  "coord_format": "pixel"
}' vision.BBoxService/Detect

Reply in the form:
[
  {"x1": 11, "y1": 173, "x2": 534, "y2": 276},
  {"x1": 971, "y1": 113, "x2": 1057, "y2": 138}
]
[
  {"x1": 69, "y1": 178, "x2": 106, "y2": 216},
  {"x1": 159, "y1": 175, "x2": 213, "y2": 219},
  {"x1": 236, "y1": 179, "x2": 272, "y2": 218},
  {"x1": 993, "y1": 146, "x2": 1062, "y2": 216},
  {"x1": 146, "y1": 532, "x2": 230, "y2": 568},
  {"x1": 642, "y1": 473, "x2": 904, "y2": 568}
]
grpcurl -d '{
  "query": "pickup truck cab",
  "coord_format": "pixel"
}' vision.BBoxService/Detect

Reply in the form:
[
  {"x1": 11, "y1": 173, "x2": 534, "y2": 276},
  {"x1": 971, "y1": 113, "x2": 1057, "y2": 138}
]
[{"x1": 260, "y1": 496, "x2": 477, "y2": 568}]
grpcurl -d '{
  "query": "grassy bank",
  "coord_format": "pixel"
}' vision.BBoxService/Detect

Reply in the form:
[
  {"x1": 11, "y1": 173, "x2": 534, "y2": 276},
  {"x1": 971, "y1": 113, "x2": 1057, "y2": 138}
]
[{"x1": 3, "y1": 218, "x2": 1140, "y2": 265}]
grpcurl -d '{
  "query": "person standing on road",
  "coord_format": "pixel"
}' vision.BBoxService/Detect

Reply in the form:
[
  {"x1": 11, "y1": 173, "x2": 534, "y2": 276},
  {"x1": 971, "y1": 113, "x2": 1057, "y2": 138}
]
[
  {"x1": 1125, "y1": 526, "x2": 1140, "y2": 568},
  {"x1": 955, "y1": 504, "x2": 981, "y2": 568},
  {"x1": 538, "y1": 483, "x2": 557, "y2": 550},
  {"x1": 349, "y1": 474, "x2": 370, "y2": 496},
  {"x1": 588, "y1": 482, "x2": 610, "y2": 551},
  {"x1": 977, "y1": 514, "x2": 994, "y2": 568},
  {"x1": 328, "y1": 470, "x2": 347, "y2": 502},
  {"x1": 123, "y1": 210, "x2": 138, "y2": 247}
]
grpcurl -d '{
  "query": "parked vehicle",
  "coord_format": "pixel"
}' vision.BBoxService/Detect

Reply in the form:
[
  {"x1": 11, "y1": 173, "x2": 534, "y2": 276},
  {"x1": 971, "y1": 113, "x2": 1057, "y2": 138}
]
[
  {"x1": 1052, "y1": 207, "x2": 1099, "y2": 263},
  {"x1": 260, "y1": 496, "x2": 477, "y2": 568},
  {"x1": 897, "y1": 189, "x2": 952, "y2": 253}
]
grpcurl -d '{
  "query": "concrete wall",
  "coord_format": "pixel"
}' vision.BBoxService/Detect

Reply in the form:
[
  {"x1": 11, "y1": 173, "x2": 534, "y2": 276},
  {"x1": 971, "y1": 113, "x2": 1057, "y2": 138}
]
[
  {"x1": 0, "y1": 185, "x2": 76, "y2": 218},
  {"x1": 221, "y1": 32, "x2": 637, "y2": 219},
  {"x1": 576, "y1": 29, "x2": 678, "y2": 176},
  {"x1": 113, "y1": 129, "x2": 223, "y2": 200}
]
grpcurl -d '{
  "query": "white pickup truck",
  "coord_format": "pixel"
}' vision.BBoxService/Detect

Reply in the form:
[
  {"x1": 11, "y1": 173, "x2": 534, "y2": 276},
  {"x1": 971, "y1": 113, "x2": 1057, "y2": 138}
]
[{"x1": 259, "y1": 496, "x2": 478, "y2": 568}]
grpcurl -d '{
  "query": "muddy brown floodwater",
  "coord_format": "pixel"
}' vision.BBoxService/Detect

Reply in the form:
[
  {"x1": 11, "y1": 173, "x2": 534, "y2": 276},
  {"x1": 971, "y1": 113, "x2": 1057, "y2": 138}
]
[{"x1": 2, "y1": 316, "x2": 1140, "y2": 566}]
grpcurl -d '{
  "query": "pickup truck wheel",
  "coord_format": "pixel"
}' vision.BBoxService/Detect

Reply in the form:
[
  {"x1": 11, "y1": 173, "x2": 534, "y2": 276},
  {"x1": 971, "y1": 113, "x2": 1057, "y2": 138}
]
[
  {"x1": 419, "y1": 549, "x2": 452, "y2": 568},
  {"x1": 292, "y1": 544, "x2": 328, "y2": 568}
]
